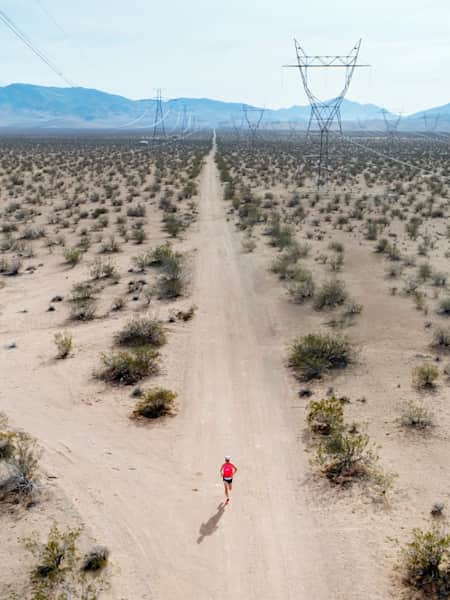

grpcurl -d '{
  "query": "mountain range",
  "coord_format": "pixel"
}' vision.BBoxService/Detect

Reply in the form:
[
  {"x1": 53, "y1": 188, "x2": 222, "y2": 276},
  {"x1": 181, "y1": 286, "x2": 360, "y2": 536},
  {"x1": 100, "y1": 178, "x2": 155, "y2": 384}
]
[{"x1": 0, "y1": 83, "x2": 448, "y2": 131}]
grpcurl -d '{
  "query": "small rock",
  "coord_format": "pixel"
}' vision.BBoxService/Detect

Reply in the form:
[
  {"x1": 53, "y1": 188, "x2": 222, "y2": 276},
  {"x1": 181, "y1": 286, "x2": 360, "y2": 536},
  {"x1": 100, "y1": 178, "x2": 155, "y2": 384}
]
[
  {"x1": 51, "y1": 295, "x2": 63, "y2": 302},
  {"x1": 47, "y1": 306, "x2": 55, "y2": 312},
  {"x1": 4, "y1": 342, "x2": 16, "y2": 349},
  {"x1": 298, "y1": 388, "x2": 312, "y2": 398}
]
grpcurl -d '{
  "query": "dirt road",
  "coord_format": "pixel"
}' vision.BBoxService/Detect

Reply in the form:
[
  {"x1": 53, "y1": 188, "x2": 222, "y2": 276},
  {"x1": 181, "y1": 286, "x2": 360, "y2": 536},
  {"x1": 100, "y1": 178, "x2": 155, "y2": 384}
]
[{"x1": 2, "y1": 141, "x2": 339, "y2": 599}]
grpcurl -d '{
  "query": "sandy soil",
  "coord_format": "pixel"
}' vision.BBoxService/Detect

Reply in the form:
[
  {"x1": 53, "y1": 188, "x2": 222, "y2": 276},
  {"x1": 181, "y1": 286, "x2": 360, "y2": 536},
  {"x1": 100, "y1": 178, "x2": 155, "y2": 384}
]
[{"x1": 3, "y1": 135, "x2": 448, "y2": 599}]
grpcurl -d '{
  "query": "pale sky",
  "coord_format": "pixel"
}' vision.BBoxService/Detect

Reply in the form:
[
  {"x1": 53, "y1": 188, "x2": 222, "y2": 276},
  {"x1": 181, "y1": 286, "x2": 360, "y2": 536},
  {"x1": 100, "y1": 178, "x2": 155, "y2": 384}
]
[{"x1": 0, "y1": 0, "x2": 448, "y2": 114}]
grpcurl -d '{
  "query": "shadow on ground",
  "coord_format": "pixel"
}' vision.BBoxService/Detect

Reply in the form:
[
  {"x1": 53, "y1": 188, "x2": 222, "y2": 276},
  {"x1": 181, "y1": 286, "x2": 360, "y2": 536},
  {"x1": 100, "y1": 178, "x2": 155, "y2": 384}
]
[{"x1": 197, "y1": 503, "x2": 225, "y2": 544}]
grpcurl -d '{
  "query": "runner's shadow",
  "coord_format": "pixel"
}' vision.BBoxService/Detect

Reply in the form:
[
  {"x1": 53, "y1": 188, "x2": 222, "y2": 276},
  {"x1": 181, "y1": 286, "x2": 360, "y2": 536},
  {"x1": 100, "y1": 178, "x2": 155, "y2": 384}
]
[{"x1": 196, "y1": 503, "x2": 225, "y2": 544}]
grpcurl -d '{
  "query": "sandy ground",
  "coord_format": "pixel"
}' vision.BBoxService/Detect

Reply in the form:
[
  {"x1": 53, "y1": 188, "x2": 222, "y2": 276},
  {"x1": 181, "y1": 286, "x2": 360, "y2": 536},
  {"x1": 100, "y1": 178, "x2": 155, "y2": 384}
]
[
  {"x1": 3, "y1": 136, "x2": 448, "y2": 599},
  {"x1": 0, "y1": 142, "x2": 345, "y2": 599}
]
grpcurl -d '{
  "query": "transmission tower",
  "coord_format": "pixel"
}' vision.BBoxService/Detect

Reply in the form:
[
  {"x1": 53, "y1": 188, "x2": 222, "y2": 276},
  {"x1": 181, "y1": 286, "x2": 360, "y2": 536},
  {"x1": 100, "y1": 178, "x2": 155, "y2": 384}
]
[
  {"x1": 380, "y1": 109, "x2": 402, "y2": 137},
  {"x1": 152, "y1": 88, "x2": 166, "y2": 139},
  {"x1": 242, "y1": 105, "x2": 265, "y2": 144},
  {"x1": 423, "y1": 112, "x2": 440, "y2": 133},
  {"x1": 285, "y1": 39, "x2": 368, "y2": 186}
]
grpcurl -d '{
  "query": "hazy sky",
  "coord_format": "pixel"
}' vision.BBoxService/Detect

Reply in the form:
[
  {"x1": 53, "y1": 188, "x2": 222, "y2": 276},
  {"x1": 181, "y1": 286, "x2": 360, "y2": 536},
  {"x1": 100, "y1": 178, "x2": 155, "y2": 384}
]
[{"x1": 0, "y1": 0, "x2": 448, "y2": 114}]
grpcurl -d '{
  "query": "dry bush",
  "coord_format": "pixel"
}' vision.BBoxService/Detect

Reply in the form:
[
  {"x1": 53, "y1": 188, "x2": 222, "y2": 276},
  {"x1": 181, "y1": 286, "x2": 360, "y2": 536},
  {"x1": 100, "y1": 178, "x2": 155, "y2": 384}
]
[
  {"x1": 0, "y1": 430, "x2": 41, "y2": 503},
  {"x1": 400, "y1": 400, "x2": 434, "y2": 430},
  {"x1": 306, "y1": 397, "x2": 344, "y2": 435},
  {"x1": 432, "y1": 326, "x2": 450, "y2": 350},
  {"x1": 97, "y1": 347, "x2": 159, "y2": 385},
  {"x1": 131, "y1": 388, "x2": 176, "y2": 419},
  {"x1": 413, "y1": 364, "x2": 439, "y2": 389},
  {"x1": 90, "y1": 257, "x2": 118, "y2": 280},
  {"x1": 313, "y1": 279, "x2": 347, "y2": 310},
  {"x1": 53, "y1": 331, "x2": 73, "y2": 359},
  {"x1": 288, "y1": 333, "x2": 354, "y2": 380},
  {"x1": 115, "y1": 318, "x2": 166, "y2": 348},
  {"x1": 402, "y1": 525, "x2": 450, "y2": 596},
  {"x1": 63, "y1": 247, "x2": 82, "y2": 267},
  {"x1": 23, "y1": 525, "x2": 108, "y2": 599}
]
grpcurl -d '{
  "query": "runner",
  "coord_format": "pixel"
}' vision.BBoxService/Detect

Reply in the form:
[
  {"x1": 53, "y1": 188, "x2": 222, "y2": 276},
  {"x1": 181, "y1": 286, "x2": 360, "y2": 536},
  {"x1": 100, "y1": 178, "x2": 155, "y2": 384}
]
[{"x1": 220, "y1": 456, "x2": 237, "y2": 504}]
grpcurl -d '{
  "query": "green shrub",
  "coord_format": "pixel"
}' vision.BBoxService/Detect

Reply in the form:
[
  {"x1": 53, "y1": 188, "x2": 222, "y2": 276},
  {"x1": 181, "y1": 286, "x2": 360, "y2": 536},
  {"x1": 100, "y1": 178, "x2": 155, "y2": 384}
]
[
  {"x1": 288, "y1": 333, "x2": 353, "y2": 380},
  {"x1": 157, "y1": 252, "x2": 188, "y2": 299},
  {"x1": 315, "y1": 429, "x2": 376, "y2": 482},
  {"x1": 53, "y1": 331, "x2": 72, "y2": 359},
  {"x1": 163, "y1": 213, "x2": 185, "y2": 237},
  {"x1": 413, "y1": 364, "x2": 439, "y2": 389},
  {"x1": 115, "y1": 318, "x2": 166, "y2": 348},
  {"x1": 402, "y1": 526, "x2": 450, "y2": 594},
  {"x1": 63, "y1": 247, "x2": 82, "y2": 267},
  {"x1": 314, "y1": 279, "x2": 347, "y2": 310},
  {"x1": 306, "y1": 397, "x2": 344, "y2": 435},
  {"x1": 131, "y1": 388, "x2": 176, "y2": 419},
  {"x1": 97, "y1": 347, "x2": 159, "y2": 385}
]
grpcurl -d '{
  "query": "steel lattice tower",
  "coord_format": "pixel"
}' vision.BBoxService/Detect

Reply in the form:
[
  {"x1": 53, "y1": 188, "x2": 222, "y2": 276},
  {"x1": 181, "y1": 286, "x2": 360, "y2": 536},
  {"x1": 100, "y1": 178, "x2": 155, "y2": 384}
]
[
  {"x1": 242, "y1": 105, "x2": 265, "y2": 145},
  {"x1": 285, "y1": 39, "x2": 368, "y2": 186},
  {"x1": 380, "y1": 108, "x2": 402, "y2": 137},
  {"x1": 153, "y1": 88, "x2": 166, "y2": 139}
]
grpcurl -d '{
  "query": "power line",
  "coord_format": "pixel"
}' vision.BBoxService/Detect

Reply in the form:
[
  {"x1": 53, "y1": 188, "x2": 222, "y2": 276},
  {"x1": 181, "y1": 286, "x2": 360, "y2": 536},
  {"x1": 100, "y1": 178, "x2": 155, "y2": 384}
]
[{"x1": 0, "y1": 8, "x2": 74, "y2": 86}]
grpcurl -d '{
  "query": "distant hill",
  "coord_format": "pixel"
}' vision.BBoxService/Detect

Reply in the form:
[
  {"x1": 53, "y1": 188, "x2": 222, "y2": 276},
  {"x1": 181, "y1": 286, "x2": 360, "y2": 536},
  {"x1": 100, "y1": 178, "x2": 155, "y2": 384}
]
[{"x1": 0, "y1": 83, "x2": 447, "y2": 131}]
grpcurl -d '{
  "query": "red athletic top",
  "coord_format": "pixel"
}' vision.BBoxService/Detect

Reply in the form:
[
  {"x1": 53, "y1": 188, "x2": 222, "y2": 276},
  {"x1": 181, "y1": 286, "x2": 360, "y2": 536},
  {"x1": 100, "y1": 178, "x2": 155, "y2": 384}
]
[{"x1": 221, "y1": 462, "x2": 235, "y2": 478}]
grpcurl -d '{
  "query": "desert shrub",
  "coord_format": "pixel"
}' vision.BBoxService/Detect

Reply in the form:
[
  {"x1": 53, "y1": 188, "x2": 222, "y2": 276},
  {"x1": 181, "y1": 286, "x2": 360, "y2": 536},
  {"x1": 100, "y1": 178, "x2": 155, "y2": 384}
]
[
  {"x1": 0, "y1": 431, "x2": 41, "y2": 502},
  {"x1": 131, "y1": 388, "x2": 176, "y2": 419},
  {"x1": 63, "y1": 247, "x2": 82, "y2": 268},
  {"x1": 315, "y1": 429, "x2": 377, "y2": 483},
  {"x1": 115, "y1": 318, "x2": 166, "y2": 348},
  {"x1": 288, "y1": 333, "x2": 353, "y2": 380},
  {"x1": 432, "y1": 326, "x2": 450, "y2": 349},
  {"x1": 25, "y1": 525, "x2": 107, "y2": 599},
  {"x1": 131, "y1": 227, "x2": 146, "y2": 244},
  {"x1": 314, "y1": 279, "x2": 347, "y2": 310},
  {"x1": 328, "y1": 241, "x2": 344, "y2": 253},
  {"x1": 241, "y1": 237, "x2": 257, "y2": 253},
  {"x1": 148, "y1": 242, "x2": 173, "y2": 266},
  {"x1": 97, "y1": 347, "x2": 159, "y2": 384},
  {"x1": 432, "y1": 272, "x2": 447, "y2": 287},
  {"x1": 402, "y1": 526, "x2": 450, "y2": 595},
  {"x1": 163, "y1": 213, "x2": 185, "y2": 237},
  {"x1": 328, "y1": 253, "x2": 344, "y2": 272},
  {"x1": 418, "y1": 262, "x2": 432, "y2": 281},
  {"x1": 99, "y1": 236, "x2": 120, "y2": 254},
  {"x1": 157, "y1": 252, "x2": 188, "y2": 299},
  {"x1": 413, "y1": 364, "x2": 439, "y2": 389},
  {"x1": 271, "y1": 252, "x2": 297, "y2": 280},
  {"x1": 342, "y1": 300, "x2": 363, "y2": 318},
  {"x1": 127, "y1": 203, "x2": 146, "y2": 217},
  {"x1": 81, "y1": 546, "x2": 110, "y2": 572},
  {"x1": 386, "y1": 243, "x2": 401, "y2": 261},
  {"x1": 176, "y1": 304, "x2": 197, "y2": 321},
  {"x1": 90, "y1": 257, "x2": 118, "y2": 280},
  {"x1": 53, "y1": 331, "x2": 72, "y2": 359},
  {"x1": 111, "y1": 296, "x2": 125, "y2": 311},
  {"x1": 0, "y1": 256, "x2": 22, "y2": 275},
  {"x1": 438, "y1": 297, "x2": 450, "y2": 316},
  {"x1": 306, "y1": 397, "x2": 344, "y2": 435},
  {"x1": 374, "y1": 238, "x2": 389, "y2": 253},
  {"x1": 400, "y1": 400, "x2": 434, "y2": 430},
  {"x1": 287, "y1": 268, "x2": 315, "y2": 303},
  {"x1": 69, "y1": 297, "x2": 96, "y2": 321}
]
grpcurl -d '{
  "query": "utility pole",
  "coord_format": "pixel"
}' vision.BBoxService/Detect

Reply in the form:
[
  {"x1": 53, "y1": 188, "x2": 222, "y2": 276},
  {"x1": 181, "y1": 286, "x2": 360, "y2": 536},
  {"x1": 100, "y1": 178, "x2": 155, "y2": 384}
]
[
  {"x1": 242, "y1": 105, "x2": 265, "y2": 145},
  {"x1": 284, "y1": 39, "x2": 368, "y2": 187},
  {"x1": 153, "y1": 88, "x2": 166, "y2": 140}
]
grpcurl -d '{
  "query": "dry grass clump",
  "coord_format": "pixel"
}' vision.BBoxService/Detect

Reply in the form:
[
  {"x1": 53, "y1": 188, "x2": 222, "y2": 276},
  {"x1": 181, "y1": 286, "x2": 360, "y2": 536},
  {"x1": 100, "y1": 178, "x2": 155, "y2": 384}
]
[
  {"x1": 0, "y1": 416, "x2": 41, "y2": 504},
  {"x1": 53, "y1": 331, "x2": 73, "y2": 359},
  {"x1": 432, "y1": 326, "x2": 450, "y2": 350},
  {"x1": 413, "y1": 364, "x2": 439, "y2": 389},
  {"x1": 400, "y1": 400, "x2": 434, "y2": 430},
  {"x1": 313, "y1": 279, "x2": 347, "y2": 311},
  {"x1": 63, "y1": 246, "x2": 82, "y2": 267},
  {"x1": 115, "y1": 318, "x2": 166, "y2": 348},
  {"x1": 288, "y1": 333, "x2": 354, "y2": 380},
  {"x1": 131, "y1": 388, "x2": 177, "y2": 419},
  {"x1": 97, "y1": 347, "x2": 159, "y2": 385}
]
